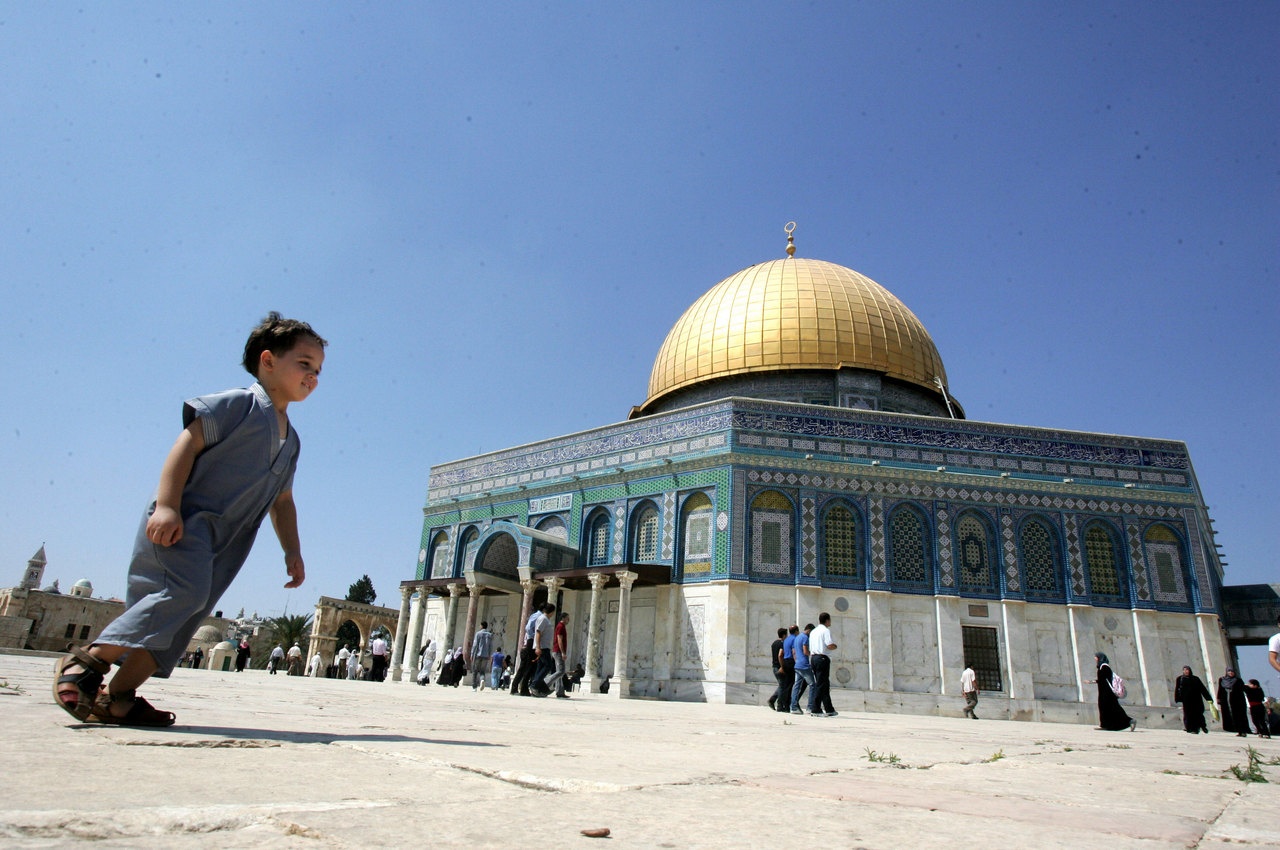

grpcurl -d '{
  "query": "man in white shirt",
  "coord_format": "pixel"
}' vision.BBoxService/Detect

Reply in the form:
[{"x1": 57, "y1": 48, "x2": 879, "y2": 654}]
[
  {"x1": 961, "y1": 662, "x2": 979, "y2": 719},
  {"x1": 1269, "y1": 614, "x2": 1280, "y2": 675},
  {"x1": 808, "y1": 612, "x2": 838, "y2": 717},
  {"x1": 370, "y1": 635, "x2": 390, "y2": 682}
]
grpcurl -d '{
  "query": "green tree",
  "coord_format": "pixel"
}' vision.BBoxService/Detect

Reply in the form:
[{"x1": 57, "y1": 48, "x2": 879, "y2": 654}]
[
  {"x1": 346, "y1": 575, "x2": 377, "y2": 605},
  {"x1": 265, "y1": 613, "x2": 314, "y2": 661}
]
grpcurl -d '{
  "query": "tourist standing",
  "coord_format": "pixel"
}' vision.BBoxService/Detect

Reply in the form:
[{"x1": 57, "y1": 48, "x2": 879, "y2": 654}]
[
  {"x1": 419, "y1": 639, "x2": 438, "y2": 685},
  {"x1": 268, "y1": 644, "x2": 285, "y2": 674},
  {"x1": 789, "y1": 623, "x2": 814, "y2": 715},
  {"x1": 1217, "y1": 668, "x2": 1248, "y2": 736},
  {"x1": 235, "y1": 639, "x2": 252, "y2": 673},
  {"x1": 808, "y1": 612, "x2": 838, "y2": 717},
  {"x1": 778, "y1": 625, "x2": 798, "y2": 713},
  {"x1": 548, "y1": 613, "x2": 571, "y2": 698},
  {"x1": 510, "y1": 606, "x2": 543, "y2": 697},
  {"x1": 767, "y1": 627, "x2": 787, "y2": 711},
  {"x1": 471, "y1": 621, "x2": 494, "y2": 690},
  {"x1": 531, "y1": 604, "x2": 557, "y2": 697},
  {"x1": 346, "y1": 646, "x2": 360, "y2": 680},
  {"x1": 286, "y1": 643, "x2": 303, "y2": 676},
  {"x1": 1244, "y1": 679, "x2": 1271, "y2": 739},
  {"x1": 490, "y1": 647, "x2": 506, "y2": 690},
  {"x1": 369, "y1": 633, "x2": 389, "y2": 682},
  {"x1": 1269, "y1": 614, "x2": 1280, "y2": 675},
  {"x1": 1173, "y1": 666, "x2": 1212, "y2": 734},
  {"x1": 961, "y1": 662, "x2": 979, "y2": 719}
]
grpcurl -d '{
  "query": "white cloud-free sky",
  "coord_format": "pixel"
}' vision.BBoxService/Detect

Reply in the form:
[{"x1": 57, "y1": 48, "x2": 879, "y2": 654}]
[{"x1": 1, "y1": 3, "x2": 1275, "y2": 676}]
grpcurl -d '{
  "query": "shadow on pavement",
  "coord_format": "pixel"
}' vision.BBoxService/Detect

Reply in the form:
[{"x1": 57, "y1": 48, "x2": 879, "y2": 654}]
[{"x1": 74, "y1": 724, "x2": 502, "y2": 747}]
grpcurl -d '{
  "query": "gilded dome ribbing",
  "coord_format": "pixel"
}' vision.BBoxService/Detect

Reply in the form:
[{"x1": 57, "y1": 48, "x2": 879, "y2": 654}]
[{"x1": 640, "y1": 256, "x2": 951, "y2": 413}]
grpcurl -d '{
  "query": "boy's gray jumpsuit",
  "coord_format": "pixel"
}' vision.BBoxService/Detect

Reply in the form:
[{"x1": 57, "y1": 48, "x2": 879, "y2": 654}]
[{"x1": 96, "y1": 383, "x2": 299, "y2": 676}]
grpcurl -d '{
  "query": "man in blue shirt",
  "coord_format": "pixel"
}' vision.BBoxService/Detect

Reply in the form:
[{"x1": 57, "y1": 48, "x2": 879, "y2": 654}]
[{"x1": 790, "y1": 623, "x2": 814, "y2": 715}]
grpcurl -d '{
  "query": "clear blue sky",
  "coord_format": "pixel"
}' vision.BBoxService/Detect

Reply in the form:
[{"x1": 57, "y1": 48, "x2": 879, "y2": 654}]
[{"x1": 1, "y1": 4, "x2": 1275, "y2": 678}]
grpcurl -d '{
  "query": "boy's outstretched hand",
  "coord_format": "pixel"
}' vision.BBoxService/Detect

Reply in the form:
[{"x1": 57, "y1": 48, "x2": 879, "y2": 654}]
[{"x1": 285, "y1": 552, "x2": 305, "y2": 588}]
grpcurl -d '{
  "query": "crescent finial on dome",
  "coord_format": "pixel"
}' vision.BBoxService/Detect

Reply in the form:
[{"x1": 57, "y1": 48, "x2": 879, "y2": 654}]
[{"x1": 784, "y1": 221, "x2": 796, "y2": 257}]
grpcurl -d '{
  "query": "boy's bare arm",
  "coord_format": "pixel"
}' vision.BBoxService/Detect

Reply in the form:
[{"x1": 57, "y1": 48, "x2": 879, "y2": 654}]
[
  {"x1": 147, "y1": 420, "x2": 206, "y2": 547},
  {"x1": 270, "y1": 490, "x2": 305, "y2": 588}
]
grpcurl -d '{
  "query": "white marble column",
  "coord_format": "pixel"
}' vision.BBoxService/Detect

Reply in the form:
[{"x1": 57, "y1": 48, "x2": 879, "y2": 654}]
[
  {"x1": 390, "y1": 584, "x2": 413, "y2": 683},
  {"x1": 443, "y1": 583, "x2": 463, "y2": 654},
  {"x1": 1000, "y1": 600, "x2": 1034, "y2": 700},
  {"x1": 542, "y1": 576, "x2": 564, "y2": 613},
  {"x1": 407, "y1": 590, "x2": 427, "y2": 680},
  {"x1": 1067, "y1": 603, "x2": 1091, "y2": 703},
  {"x1": 1131, "y1": 608, "x2": 1168, "y2": 706},
  {"x1": 462, "y1": 582, "x2": 482, "y2": 664},
  {"x1": 583, "y1": 572, "x2": 608, "y2": 693},
  {"x1": 510, "y1": 579, "x2": 538, "y2": 686},
  {"x1": 934, "y1": 595, "x2": 963, "y2": 695},
  {"x1": 608, "y1": 571, "x2": 639, "y2": 699}
]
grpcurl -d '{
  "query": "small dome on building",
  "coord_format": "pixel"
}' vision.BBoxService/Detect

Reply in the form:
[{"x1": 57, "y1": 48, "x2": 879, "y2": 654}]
[
  {"x1": 41, "y1": 579, "x2": 61, "y2": 594},
  {"x1": 194, "y1": 625, "x2": 224, "y2": 644},
  {"x1": 70, "y1": 579, "x2": 93, "y2": 598}
]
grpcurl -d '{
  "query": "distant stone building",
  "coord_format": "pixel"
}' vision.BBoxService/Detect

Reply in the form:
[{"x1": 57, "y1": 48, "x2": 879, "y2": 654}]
[{"x1": 0, "y1": 547, "x2": 124, "y2": 652}]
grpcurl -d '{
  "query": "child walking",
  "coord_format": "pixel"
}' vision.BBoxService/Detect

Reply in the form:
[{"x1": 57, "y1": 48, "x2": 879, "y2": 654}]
[{"x1": 53, "y1": 312, "x2": 326, "y2": 726}]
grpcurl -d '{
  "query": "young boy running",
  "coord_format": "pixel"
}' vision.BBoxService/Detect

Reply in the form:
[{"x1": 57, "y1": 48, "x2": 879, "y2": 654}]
[{"x1": 53, "y1": 312, "x2": 326, "y2": 726}]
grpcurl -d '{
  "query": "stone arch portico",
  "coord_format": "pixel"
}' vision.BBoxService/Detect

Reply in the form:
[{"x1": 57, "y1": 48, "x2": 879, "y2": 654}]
[{"x1": 308, "y1": 596, "x2": 399, "y2": 675}]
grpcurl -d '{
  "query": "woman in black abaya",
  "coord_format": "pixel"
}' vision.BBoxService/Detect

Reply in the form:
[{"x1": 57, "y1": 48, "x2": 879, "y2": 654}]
[
  {"x1": 1173, "y1": 665, "x2": 1212, "y2": 734},
  {"x1": 1216, "y1": 668, "x2": 1249, "y2": 736},
  {"x1": 1092, "y1": 652, "x2": 1135, "y2": 731}
]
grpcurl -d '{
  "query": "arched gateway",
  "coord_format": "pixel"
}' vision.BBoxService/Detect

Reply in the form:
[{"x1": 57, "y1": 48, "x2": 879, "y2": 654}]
[{"x1": 308, "y1": 596, "x2": 399, "y2": 674}]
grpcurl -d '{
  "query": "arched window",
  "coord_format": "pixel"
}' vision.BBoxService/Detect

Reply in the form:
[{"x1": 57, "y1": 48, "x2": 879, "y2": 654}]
[
  {"x1": 1084, "y1": 522, "x2": 1126, "y2": 603},
  {"x1": 632, "y1": 503, "x2": 660, "y2": 563},
  {"x1": 888, "y1": 505, "x2": 931, "y2": 589},
  {"x1": 821, "y1": 502, "x2": 863, "y2": 584},
  {"x1": 1019, "y1": 517, "x2": 1062, "y2": 599},
  {"x1": 456, "y1": 526, "x2": 479, "y2": 574},
  {"x1": 429, "y1": 530, "x2": 450, "y2": 579},
  {"x1": 750, "y1": 490, "x2": 793, "y2": 579},
  {"x1": 535, "y1": 515, "x2": 568, "y2": 541},
  {"x1": 1144, "y1": 524, "x2": 1189, "y2": 605},
  {"x1": 956, "y1": 512, "x2": 997, "y2": 594},
  {"x1": 586, "y1": 510, "x2": 611, "y2": 567},
  {"x1": 680, "y1": 492, "x2": 714, "y2": 579}
]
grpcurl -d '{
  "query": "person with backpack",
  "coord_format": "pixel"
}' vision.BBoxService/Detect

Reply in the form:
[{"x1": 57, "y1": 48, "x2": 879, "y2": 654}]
[{"x1": 1090, "y1": 652, "x2": 1135, "y2": 732}]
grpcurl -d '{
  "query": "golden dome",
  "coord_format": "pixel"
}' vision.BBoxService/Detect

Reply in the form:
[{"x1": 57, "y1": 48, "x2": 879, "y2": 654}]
[{"x1": 641, "y1": 256, "x2": 951, "y2": 413}]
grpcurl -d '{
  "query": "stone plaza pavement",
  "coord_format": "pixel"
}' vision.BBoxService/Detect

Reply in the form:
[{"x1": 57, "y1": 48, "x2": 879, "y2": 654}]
[{"x1": 1, "y1": 651, "x2": 1277, "y2": 849}]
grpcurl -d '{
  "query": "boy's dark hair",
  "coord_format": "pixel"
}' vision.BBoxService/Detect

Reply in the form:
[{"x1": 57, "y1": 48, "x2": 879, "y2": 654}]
[
  {"x1": 818, "y1": 611, "x2": 831, "y2": 625},
  {"x1": 243, "y1": 311, "x2": 328, "y2": 377}
]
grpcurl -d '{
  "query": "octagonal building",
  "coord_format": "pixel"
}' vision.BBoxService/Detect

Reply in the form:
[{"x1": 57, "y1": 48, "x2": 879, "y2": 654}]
[{"x1": 395, "y1": 239, "x2": 1228, "y2": 725}]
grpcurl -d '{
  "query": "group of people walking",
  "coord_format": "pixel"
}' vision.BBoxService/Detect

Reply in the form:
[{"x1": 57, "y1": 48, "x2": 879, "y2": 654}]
[
  {"x1": 767, "y1": 613, "x2": 839, "y2": 717},
  {"x1": 510, "y1": 604, "x2": 573, "y2": 699}
]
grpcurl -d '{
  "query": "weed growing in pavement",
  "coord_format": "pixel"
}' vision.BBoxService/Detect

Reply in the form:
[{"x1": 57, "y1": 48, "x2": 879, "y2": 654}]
[
  {"x1": 863, "y1": 748, "x2": 901, "y2": 765},
  {"x1": 1228, "y1": 747, "x2": 1280, "y2": 783},
  {"x1": 0, "y1": 679, "x2": 24, "y2": 695},
  {"x1": 1106, "y1": 744, "x2": 1131, "y2": 750},
  {"x1": 983, "y1": 749, "x2": 1005, "y2": 763}
]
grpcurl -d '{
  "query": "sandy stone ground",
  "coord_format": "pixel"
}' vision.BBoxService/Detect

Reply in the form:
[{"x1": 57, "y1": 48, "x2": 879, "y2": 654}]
[{"x1": 2, "y1": 650, "x2": 1277, "y2": 849}]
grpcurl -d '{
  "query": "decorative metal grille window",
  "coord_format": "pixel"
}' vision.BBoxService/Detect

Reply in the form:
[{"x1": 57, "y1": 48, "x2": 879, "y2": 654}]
[
  {"x1": 1084, "y1": 524, "x2": 1124, "y2": 599},
  {"x1": 1020, "y1": 519, "x2": 1061, "y2": 596},
  {"x1": 823, "y1": 504, "x2": 862, "y2": 580},
  {"x1": 430, "y1": 531, "x2": 450, "y2": 578},
  {"x1": 683, "y1": 492, "x2": 713, "y2": 561},
  {"x1": 588, "y1": 513, "x2": 610, "y2": 567},
  {"x1": 751, "y1": 490, "x2": 793, "y2": 577},
  {"x1": 635, "y1": 506, "x2": 660, "y2": 562},
  {"x1": 962, "y1": 625, "x2": 1003, "y2": 691},
  {"x1": 1145, "y1": 524, "x2": 1188, "y2": 603},
  {"x1": 889, "y1": 506, "x2": 929, "y2": 586},
  {"x1": 535, "y1": 515, "x2": 567, "y2": 541},
  {"x1": 957, "y1": 514, "x2": 993, "y2": 592}
]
